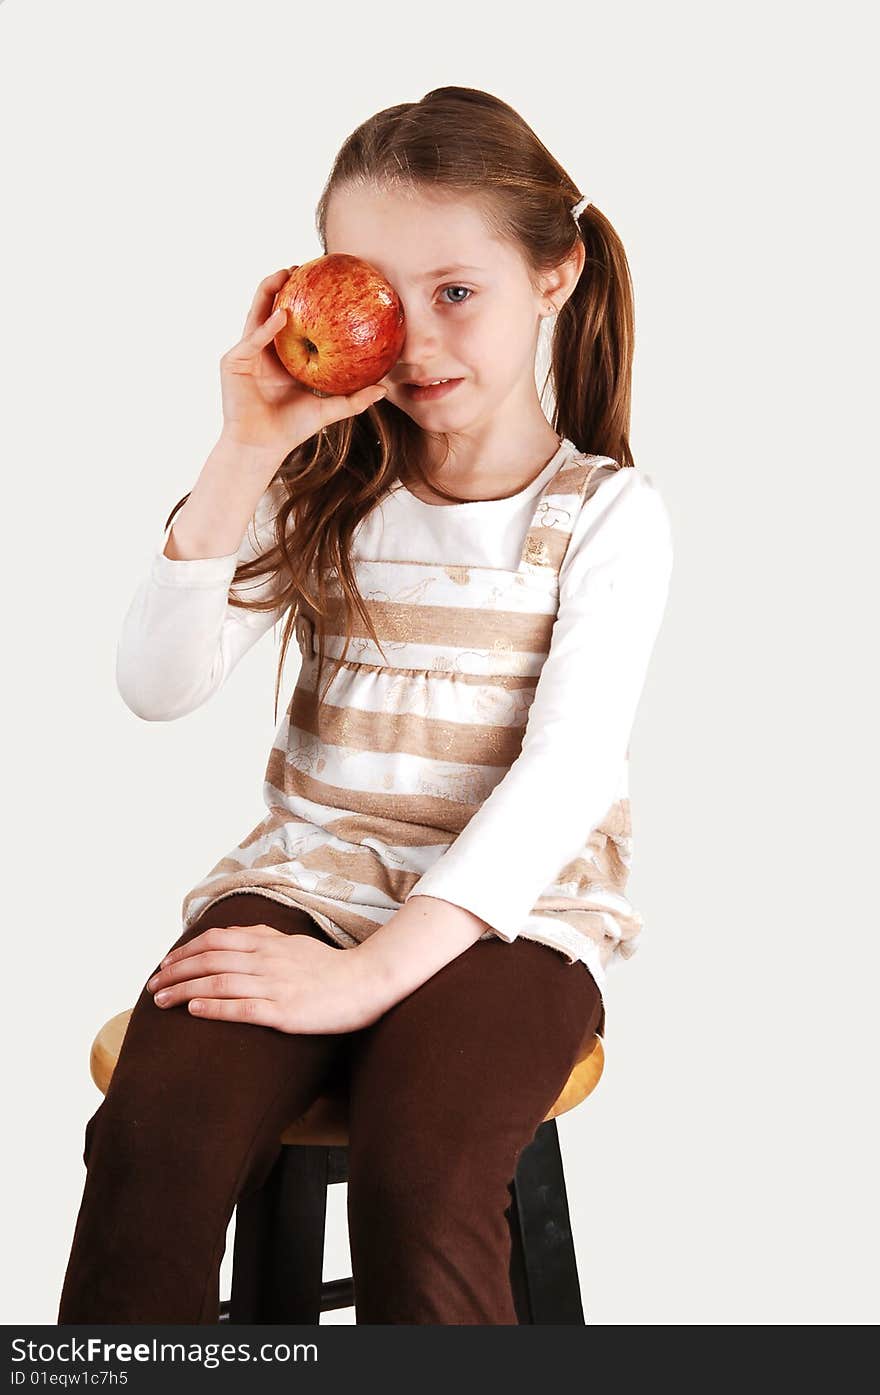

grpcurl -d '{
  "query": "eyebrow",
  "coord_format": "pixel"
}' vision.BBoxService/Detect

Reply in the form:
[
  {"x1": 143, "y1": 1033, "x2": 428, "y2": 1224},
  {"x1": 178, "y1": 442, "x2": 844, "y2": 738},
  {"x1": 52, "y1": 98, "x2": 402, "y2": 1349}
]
[{"x1": 420, "y1": 264, "x2": 487, "y2": 279}]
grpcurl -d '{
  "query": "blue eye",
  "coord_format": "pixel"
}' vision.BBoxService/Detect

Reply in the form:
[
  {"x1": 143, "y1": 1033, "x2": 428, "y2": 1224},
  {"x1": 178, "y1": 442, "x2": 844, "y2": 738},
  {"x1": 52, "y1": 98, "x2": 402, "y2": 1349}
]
[{"x1": 440, "y1": 285, "x2": 472, "y2": 305}]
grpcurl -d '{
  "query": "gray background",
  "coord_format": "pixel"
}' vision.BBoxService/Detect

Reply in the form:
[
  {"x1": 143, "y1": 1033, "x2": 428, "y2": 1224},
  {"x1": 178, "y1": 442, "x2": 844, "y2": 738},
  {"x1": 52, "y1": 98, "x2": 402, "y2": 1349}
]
[{"x1": 2, "y1": 0, "x2": 876, "y2": 1324}]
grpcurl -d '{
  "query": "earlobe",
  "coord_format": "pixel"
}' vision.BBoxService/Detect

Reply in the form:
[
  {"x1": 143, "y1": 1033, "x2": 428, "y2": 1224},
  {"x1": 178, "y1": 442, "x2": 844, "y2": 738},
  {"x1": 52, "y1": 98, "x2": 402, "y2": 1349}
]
[{"x1": 540, "y1": 246, "x2": 583, "y2": 316}]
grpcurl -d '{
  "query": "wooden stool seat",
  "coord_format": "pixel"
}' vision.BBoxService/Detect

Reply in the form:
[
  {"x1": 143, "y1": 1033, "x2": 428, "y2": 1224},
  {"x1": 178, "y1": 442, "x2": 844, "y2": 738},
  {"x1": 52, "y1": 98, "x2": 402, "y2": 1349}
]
[{"x1": 90, "y1": 1008, "x2": 604, "y2": 1147}]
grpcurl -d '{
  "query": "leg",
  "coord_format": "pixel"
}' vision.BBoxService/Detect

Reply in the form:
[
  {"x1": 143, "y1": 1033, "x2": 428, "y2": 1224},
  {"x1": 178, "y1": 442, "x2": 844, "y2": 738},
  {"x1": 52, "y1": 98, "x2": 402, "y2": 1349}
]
[
  {"x1": 345, "y1": 936, "x2": 603, "y2": 1324},
  {"x1": 230, "y1": 1143, "x2": 336, "y2": 1323},
  {"x1": 509, "y1": 1118, "x2": 585, "y2": 1323},
  {"x1": 57, "y1": 894, "x2": 350, "y2": 1325}
]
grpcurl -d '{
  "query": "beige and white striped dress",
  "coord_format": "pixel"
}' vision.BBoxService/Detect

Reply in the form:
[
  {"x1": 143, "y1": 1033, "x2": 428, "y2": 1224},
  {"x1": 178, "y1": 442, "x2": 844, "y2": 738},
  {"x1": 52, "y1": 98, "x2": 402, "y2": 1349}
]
[{"x1": 177, "y1": 437, "x2": 673, "y2": 1033}]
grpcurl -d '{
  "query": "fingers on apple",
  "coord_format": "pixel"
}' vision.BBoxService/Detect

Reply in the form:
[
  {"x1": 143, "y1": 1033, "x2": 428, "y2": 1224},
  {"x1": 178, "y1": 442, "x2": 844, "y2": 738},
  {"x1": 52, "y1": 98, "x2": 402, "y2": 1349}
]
[
  {"x1": 240, "y1": 310, "x2": 284, "y2": 352},
  {"x1": 248, "y1": 270, "x2": 293, "y2": 337}
]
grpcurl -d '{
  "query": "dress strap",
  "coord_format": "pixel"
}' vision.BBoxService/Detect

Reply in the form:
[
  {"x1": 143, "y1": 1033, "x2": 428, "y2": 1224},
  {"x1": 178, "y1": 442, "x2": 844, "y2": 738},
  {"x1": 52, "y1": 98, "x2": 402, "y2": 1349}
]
[{"x1": 517, "y1": 441, "x2": 615, "y2": 578}]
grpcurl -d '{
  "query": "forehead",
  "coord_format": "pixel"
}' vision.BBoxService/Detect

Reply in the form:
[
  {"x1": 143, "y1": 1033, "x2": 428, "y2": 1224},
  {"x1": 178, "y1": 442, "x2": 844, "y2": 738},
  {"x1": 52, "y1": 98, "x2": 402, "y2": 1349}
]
[{"x1": 325, "y1": 184, "x2": 519, "y2": 282}]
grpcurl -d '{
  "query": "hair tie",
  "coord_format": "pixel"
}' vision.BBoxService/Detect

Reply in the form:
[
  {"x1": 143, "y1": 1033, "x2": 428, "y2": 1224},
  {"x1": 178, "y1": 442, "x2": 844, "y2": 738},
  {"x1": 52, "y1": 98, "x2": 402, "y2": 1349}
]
[{"x1": 570, "y1": 194, "x2": 591, "y2": 221}]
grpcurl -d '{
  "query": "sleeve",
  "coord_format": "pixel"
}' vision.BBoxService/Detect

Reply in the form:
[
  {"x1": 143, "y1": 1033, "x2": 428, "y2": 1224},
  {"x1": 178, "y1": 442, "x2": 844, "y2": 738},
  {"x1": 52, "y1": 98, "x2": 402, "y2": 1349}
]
[
  {"x1": 115, "y1": 478, "x2": 291, "y2": 721},
  {"x1": 402, "y1": 467, "x2": 675, "y2": 939}
]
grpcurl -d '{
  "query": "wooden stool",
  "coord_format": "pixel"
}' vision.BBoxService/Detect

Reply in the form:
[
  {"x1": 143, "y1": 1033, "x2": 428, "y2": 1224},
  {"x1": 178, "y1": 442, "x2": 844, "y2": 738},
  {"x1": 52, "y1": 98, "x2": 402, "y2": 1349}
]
[{"x1": 90, "y1": 1009, "x2": 605, "y2": 1324}]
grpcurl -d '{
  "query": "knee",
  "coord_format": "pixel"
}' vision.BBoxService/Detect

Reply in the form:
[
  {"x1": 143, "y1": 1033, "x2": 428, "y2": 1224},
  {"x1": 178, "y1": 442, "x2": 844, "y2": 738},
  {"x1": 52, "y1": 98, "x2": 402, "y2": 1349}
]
[
  {"x1": 83, "y1": 1098, "x2": 172, "y2": 1168},
  {"x1": 348, "y1": 1126, "x2": 514, "y2": 1235},
  {"x1": 81, "y1": 1094, "x2": 214, "y2": 1184},
  {"x1": 82, "y1": 1104, "x2": 102, "y2": 1166}
]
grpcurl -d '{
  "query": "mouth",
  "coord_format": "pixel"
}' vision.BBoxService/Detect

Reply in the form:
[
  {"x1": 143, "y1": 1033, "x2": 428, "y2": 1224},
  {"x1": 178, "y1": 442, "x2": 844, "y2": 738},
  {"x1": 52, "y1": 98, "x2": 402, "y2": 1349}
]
[{"x1": 400, "y1": 378, "x2": 464, "y2": 401}]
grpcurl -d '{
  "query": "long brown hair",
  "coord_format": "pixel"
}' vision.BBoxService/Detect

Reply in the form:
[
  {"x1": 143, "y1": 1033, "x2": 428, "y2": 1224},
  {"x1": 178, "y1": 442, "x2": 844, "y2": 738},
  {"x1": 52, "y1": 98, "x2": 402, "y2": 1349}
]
[{"x1": 163, "y1": 85, "x2": 636, "y2": 723}]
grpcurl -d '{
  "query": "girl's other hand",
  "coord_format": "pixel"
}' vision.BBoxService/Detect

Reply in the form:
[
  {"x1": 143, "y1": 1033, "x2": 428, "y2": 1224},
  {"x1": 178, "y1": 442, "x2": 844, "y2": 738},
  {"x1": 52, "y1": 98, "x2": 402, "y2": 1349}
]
[
  {"x1": 146, "y1": 922, "x2": 394, "y2": 1034},
  {"x1": 218, "y1": 268, "x2": 389, "y2": 455}
]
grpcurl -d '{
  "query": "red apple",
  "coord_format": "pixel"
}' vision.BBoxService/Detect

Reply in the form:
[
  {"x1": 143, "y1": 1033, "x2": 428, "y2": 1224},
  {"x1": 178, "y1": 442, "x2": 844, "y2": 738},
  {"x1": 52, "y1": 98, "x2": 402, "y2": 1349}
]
[{"x1": 272, "y1": 253, "x2": 406, "y2": 396}]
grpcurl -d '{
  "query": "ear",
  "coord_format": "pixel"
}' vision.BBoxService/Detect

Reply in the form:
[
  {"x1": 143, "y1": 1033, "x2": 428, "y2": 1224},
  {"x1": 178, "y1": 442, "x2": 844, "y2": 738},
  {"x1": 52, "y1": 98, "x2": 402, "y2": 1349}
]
[{"x1": 540, "y1": 240, "x2": 586, "y2": 314}]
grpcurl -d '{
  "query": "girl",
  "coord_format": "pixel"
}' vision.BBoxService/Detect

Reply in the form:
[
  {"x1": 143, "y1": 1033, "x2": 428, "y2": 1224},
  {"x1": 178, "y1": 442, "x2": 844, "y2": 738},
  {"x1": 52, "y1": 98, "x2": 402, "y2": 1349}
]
[{"x1": 57, "y1": 85, "x2": 673, "y2": 1326}]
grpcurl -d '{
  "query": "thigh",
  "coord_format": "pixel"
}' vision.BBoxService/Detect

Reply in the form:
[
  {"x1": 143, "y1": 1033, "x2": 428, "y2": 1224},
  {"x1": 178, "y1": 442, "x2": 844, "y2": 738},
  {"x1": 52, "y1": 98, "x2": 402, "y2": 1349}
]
[
  {"x1": 87, "y1": 894, "x2": 349, "y2": 1187},
  {"x1": 346, "y1": 935, "x2": 602, "y2": 1183}
]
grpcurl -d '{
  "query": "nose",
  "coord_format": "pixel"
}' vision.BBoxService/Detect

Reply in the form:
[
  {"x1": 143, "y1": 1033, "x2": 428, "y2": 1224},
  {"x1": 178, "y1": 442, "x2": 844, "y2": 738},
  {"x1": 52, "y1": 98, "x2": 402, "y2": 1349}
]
[{"x1": 392, "y1": 299, "x2": 442, "y2": 380}]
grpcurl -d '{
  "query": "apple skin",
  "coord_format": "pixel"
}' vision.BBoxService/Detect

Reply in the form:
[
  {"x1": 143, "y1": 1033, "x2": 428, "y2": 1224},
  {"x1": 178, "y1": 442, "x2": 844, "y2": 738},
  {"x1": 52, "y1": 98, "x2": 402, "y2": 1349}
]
[{"x1": 273, "y1": 253, "x2": 406, "y2": 396}]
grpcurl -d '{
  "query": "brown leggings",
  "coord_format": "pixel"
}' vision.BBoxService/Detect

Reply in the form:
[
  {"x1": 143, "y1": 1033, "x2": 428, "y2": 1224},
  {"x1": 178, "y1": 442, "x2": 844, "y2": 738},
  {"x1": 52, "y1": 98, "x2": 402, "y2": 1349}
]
[{"x1": 57, "y1": 892, "x2": 603, "y2": 1326}]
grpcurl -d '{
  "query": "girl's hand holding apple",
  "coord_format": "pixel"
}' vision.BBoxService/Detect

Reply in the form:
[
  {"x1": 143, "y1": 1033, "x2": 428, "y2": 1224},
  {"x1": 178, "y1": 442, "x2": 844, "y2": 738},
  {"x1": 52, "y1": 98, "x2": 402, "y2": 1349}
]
[
  {"x1": 218, "y1": 267, "x2": 389, "y2": 460},
  {"x1": 165, "y1": 262, "x2": 397, "y2": 564}
]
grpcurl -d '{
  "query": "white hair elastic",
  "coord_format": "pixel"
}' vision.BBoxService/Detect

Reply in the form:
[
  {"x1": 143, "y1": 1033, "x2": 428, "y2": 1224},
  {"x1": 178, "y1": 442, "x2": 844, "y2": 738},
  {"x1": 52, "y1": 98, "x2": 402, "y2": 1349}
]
[{"x1": 570, "y1": 194, "x2": 591, "y2": 221}]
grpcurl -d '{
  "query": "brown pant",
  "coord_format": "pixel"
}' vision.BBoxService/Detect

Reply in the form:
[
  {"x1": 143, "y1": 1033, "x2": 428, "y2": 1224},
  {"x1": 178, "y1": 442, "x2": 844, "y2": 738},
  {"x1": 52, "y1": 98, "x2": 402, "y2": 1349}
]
[{"x1": 57, "y1": 892, "x2": 603, "y2": 1325}]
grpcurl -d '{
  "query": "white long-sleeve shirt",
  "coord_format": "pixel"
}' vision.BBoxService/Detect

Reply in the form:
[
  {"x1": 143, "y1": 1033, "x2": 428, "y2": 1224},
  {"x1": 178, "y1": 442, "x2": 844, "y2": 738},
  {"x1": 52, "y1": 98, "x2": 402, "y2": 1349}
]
[{"x1": 117, "y1": 437, "x2": 673, "y2": 1002}]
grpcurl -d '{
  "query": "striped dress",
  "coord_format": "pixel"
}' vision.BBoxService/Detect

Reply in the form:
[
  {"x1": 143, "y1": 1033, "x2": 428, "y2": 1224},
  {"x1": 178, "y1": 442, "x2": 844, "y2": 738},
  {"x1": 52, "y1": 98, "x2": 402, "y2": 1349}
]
[{"x1": 178, "y1": 437, "x2": 672, "y2": 1034}]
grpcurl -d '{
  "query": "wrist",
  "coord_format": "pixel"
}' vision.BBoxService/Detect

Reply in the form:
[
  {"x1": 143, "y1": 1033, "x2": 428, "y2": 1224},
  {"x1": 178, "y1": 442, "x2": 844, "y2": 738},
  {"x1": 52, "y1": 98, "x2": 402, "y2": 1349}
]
[
  {"x1": 211, "y1": 429, "x2": 289, "y2": 475},
  {"x1": 351, "y1": 898, "x2": 488, "y2": 1013},
  {"x1": 165, "y1": 436, "x2": 286, "y2": 561},
  {"x1": 352, "y1": 936, "x2": 405, "y2": 1015}
]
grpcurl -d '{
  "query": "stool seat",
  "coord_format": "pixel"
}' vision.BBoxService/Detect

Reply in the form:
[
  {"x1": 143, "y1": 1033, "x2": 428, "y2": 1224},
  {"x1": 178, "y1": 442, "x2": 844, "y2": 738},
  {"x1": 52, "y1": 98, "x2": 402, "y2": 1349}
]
[{"x1": 90, "y1": 1008, "x2": 605, "y2": 1145}]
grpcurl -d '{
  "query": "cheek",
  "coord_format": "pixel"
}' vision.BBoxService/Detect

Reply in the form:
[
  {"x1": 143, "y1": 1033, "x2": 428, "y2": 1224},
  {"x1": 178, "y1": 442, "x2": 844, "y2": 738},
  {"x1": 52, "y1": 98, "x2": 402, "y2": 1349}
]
[
  {"x1": 449, "y1": 297, "x2": 535, "y2": 377},
  {"x1": 473, "y1": 298, "x2": 531, "y2": 352},
  {"x1": 454, "y1": 317, "x2": 503, "y2": 369}
]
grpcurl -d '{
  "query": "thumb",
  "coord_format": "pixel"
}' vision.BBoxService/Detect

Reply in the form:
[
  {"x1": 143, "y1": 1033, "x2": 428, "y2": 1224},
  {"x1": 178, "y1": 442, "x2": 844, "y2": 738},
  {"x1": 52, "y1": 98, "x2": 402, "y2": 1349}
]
[{"x1": 358, "y1": 384, "x2": 389, "y2": 410}]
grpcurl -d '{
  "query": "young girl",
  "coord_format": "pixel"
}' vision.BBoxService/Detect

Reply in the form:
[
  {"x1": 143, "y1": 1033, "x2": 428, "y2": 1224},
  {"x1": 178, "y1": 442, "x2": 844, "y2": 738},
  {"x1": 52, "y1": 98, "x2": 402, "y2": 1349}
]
[{"x1": 57, "y1": 85, "x2": 673, "y2": 1326}]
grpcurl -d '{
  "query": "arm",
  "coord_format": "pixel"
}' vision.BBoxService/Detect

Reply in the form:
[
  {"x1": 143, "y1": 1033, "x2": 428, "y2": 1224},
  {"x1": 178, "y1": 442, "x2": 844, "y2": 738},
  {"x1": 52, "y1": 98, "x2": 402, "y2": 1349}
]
[
  {"x1": 354, "y1": 896, "x2": 490, "y2": 1008},
  {"x1": 116, "y1": 436, "x2": 290, "y2": 721},
  {"x1": 352, "y1": 468, "x2": 675, "y2": 1003}
]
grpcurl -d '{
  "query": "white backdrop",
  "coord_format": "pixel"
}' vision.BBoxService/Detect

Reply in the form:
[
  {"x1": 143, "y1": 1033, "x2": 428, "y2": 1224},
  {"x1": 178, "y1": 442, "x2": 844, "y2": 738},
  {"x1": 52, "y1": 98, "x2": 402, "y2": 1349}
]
[{"x1": 2, "y1": 0, "x2": 876, "y2": 1327}]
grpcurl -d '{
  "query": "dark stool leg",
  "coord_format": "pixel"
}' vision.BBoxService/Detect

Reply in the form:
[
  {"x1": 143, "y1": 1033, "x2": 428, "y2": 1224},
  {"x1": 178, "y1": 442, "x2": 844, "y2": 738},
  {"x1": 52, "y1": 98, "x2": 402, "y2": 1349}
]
[
  {"x1": 508, "y1": 1119, "x2": 585, "y2": 1325},
  {"x1": 229, "y1": 1145, "x2": 330, "y2": 1323}
]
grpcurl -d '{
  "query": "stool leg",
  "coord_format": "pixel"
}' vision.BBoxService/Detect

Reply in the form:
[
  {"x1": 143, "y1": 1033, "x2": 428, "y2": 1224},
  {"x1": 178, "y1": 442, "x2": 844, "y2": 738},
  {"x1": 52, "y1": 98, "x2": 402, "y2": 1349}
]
[
  {"x1": 508, "y1": 1119, "x2": 585, "y2": 1325},
  {"x1": 230, "y1": 1145, "x2": 329, "y2": 1323}
]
